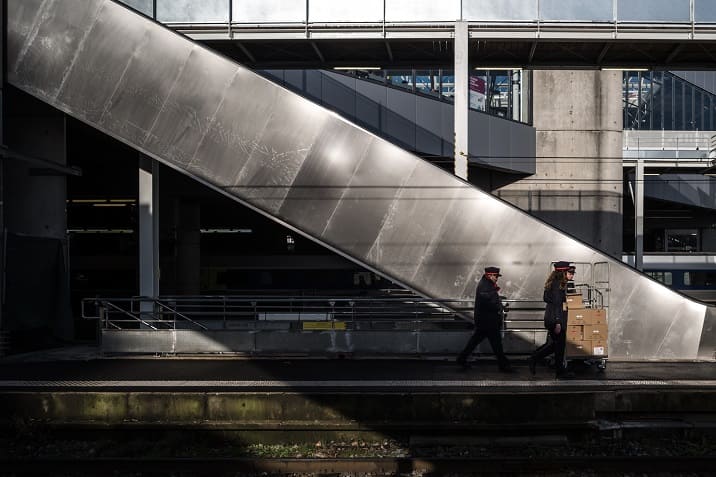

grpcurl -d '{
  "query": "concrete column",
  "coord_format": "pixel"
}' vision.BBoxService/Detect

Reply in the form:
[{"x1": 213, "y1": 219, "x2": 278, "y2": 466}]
[
  {"x1": 453, "y1": 21, "x2": 469, "y2": 180},
  {"x1": 139, "y1": 156, "x2": 159, "y2": 317},
  {"x1": 496, "y1": 70, "x2": 624, "y2": 256},
  {"x1": 174, "y1": 200, "x2": 201, "y2": 295},
  {"x1": 634, "y1": 159, "x2": 644, "y2": 271},
  {"x1": 4, "y1": 90, "x2": 72, "y2": 342}
]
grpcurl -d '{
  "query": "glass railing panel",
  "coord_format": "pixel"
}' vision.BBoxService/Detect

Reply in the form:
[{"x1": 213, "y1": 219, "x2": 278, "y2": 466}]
[
  {"x1": 232, "y1": 0, "x2": 306, "y2": 23},
  {"x1": 386, "y1": 70, "x2": 414, "y2": 91},
  {"x1": 695, "y1": 0, "x2": 716, "y2": 22},
  {"x1": 157, "y1": 0, "x2": 229, "y2": 23},
  {"x1": 386, "y1": 0, "x2": 459, "y2": 22},
  {"x1": 617, "y1": 0, "x2": 690, "y2": 22},
  {"x1": 462, "y1": 0, "x2": 536, "y2": 21},
  {"x1": 118, "y1": 0, "x2": 153, "y2": 17},
  {"x1": 309, "y1": 0, "x2": 383, "y2": 22},
  {"x1": 540, "y1": 0, "x2": 613, "y2": 22},
  {"x1": 414, "y1": 70, "x2": 441, "y2": 97}
]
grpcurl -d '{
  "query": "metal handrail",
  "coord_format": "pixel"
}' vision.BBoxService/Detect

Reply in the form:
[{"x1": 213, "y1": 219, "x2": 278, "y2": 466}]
[{"x1": 84, "y1": 295, "x2": 549, "y2": 330}]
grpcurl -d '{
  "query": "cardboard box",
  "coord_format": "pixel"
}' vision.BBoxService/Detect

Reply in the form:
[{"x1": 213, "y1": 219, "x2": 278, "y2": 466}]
[
  {"x1": 566, "y1": 325, "x2": 583, "y2": 342},
  {"x1": 584, "y1": 324, "x2": 608, "y2": 339},
  {"x1": 590, "y1": 338, "x2": 608, "y2": 356},
  {"x1": 584, "y1": 309, "x2": 607, "y2": 325},
  {"x1": 566, "y1": 293, "x2": 585, "y2": 309},
  {"x1": 566, "y1": 340, "x2": 591, "y2": 357},
  {"x1": 568, "y1": 308, "x2": 607, "y2": 326}
]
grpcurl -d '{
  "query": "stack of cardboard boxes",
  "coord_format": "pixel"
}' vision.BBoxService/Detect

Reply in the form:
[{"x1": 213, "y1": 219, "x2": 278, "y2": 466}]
[{"x1": 565, "y1": 292, "x2": 608, "y2": 357}]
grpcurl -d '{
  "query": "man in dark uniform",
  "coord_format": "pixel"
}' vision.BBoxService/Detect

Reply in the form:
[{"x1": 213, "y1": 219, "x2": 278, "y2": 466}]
[{"x1": 456, "y1": 267, "x2": 514, "y2": 372}]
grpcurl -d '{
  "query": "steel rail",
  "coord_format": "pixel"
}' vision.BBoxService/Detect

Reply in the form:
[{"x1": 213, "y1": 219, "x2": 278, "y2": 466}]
[{"x1": 1, "y1": 456, "x2": 715, "y2": 474}]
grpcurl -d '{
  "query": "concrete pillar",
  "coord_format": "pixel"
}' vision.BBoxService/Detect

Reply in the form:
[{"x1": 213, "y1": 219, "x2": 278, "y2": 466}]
[
  {"x1": 453, "y1": 21, "x2": 469, "y2": 180},
  {"x1": 634, "y1": 159, "x2": 644, "y2": 271},
  {"x1": 1, "y1": 0, "x2": 5, "y2": 335},
  {"x1": 4, "y1": 90, "x2": 72, "y2": 342},
  {"x1": 139, "y1": 155, "x2": 159, "y2": 318},
  {"x1": 496, "y1": 70, "x2": 624, "y2": 256},
  {"x1": 174, "y1": 199, "x2": 201, "y2": 295}
]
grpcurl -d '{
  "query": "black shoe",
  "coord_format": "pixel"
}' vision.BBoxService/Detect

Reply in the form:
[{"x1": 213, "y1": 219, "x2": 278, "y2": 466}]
[
  {"x1": 456, "y1": 358, "x2": 472, "y2": 369},
  {"x1": 527, "y1": 356, "x2": 536, "y2": 376},
  {"x1": 556, "y1": 371, "x2": 575, "y2": 379}
]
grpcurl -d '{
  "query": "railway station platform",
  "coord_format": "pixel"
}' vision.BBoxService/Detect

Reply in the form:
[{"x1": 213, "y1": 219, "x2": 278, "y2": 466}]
[{"x1": 1, "y1": 347, "x2": 715, "y2": 440}]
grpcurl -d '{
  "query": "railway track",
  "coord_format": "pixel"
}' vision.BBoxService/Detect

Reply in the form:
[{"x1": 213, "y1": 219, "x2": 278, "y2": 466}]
[{"x1": 2, "y1": 456, "x2": 716, "y2": 475}]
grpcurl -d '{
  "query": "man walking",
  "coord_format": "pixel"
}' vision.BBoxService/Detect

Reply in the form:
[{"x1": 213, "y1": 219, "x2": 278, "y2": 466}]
[{"x1": 456, "y1": 267, "x2": 514, "y2": 373}]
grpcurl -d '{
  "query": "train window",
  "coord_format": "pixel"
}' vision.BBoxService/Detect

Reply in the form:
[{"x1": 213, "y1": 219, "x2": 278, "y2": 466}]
[
  {"x1": 666, "y1": 229, "x2": 699, "y2": 252},
  {"x1": 684, "y1": 271, "x2": 716, "y2": 287},
  {"x1": 647, "y1": 271, "x2": 672, "y2": 285}
]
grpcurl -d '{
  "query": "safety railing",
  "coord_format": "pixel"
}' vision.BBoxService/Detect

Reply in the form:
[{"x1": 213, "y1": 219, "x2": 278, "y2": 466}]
[
  {"x1": 81, "y1": 295, "x2": 549, "y2": 331},
  {"x1": 82, "y1": 295, "x2": 476, "y2": 330}
]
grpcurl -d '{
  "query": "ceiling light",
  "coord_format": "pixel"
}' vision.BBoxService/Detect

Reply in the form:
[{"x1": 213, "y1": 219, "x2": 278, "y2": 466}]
[
  {"x1": 474, "y1": 67, "x2": 522, "y2": 71},
  {"x1": 333, "y1": 66, "x2": 380, "y2": 70}
]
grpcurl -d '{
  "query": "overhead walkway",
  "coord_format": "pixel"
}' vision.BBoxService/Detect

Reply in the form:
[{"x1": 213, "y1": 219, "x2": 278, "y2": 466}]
[
  {"x1": 261, "y1": 69, "x2": 535, "y2": 174},
  {"x1": 8, "y1": 0, "x2": 715, "y2": 360},
  {"x1": 120, "y1": 0, "x2": 716, "y2": 69}
]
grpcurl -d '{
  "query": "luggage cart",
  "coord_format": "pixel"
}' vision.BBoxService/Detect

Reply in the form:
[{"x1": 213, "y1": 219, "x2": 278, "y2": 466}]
[{"x1": 564, "y1": 261, "x2": 610, "y2": 373}]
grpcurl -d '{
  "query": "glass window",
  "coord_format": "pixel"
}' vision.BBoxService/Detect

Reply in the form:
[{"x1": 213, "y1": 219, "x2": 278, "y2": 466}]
[
  {"x1": 119, "y1": 0, "x2": 153, "y2": 17},
  {"x1": 694, "y1": 90, "x2": 704, "y2": 130},
  {"x1": 441, "y1": 71, "x2": 455, "y2": 100},
  {"x1": 386, "y1": 70, "x2": 413, "y2": 91},
  {"x1": 685, "y1": 84, "x2": 694, "y2": 129},
  {"x1": 415, "y1": 70, "x2": 440, "y2": 97},
  {"x1": 157, "y1": 0, "x2": 229, "y2": 23},
  {"x1": 463, "y1": 0, "x2": 537, "y2": 21},
  {"x1": 540, "y1": 0, "x2": 612, "y2": 21},
  {"x1": 666, "y1": 229, "x2": 699, "y2": 252},
  {"x1": 674, "y1": 81, "x2": 684, "y2": 129},
  {"x1": 647, "y1": 271, "x2": 672, "y2": 286},
  {"x1": 309, "y1": 0, "x2": 383, "y2": 22},
  {"x1": 705, "y1": 96, "x2": 713, "y2": 131},
  {"x1": 651, "y1": 71, "x2": 664, "y2": 130},
  {"x1": 617, "y1": 0, "x2": 690, "y2": 22},
  {"x1": 386, "y1": 0, "x2": 459, "y2": 22},
  {"x1": 686, "y1": 271, "x2": 716, "y2": 286},
  {"x1": 695, "y1": 0, "x2": 716, "y2": 22},
  {"x1": 663, "y1": 75, "x2": 673, "y2": 129},
  {"x1": 624, "y1": 72, "x2": 641, "y2": 129},
  {"x1": 232, "y1": 0, "x2": 306, "y2": 23}
]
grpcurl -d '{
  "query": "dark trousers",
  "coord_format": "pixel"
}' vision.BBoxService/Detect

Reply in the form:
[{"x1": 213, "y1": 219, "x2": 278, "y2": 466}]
[
  {"x1": 532, "y1": 328, "x2": 567, "y2": 375},
  {"x1": 458, "y1": 328, "x2": 510, "y2": 369}
]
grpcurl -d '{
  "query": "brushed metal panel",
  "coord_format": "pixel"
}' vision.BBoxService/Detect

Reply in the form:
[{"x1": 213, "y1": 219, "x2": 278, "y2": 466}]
[
  {"x1": 7, "y1": 0, "x2": 45, "y2": 75},
  {"x1": 8, "y1": 0, "x2": 713, "y2": 360},
  {"x1": 144, "y1": 50, "x2": 239, "y2": 167},
  {"x1": 10, "y1": 0, "x2": 104, "y2": 100},
  {"x1": 188, "y1": 69, "x2": 278, "y2": 189},
  {"x1": 96, "y1": 18, "x2": 193, "y2": 146},
  {"x1": 322, "y1": 140, "x2": 418, "y2": 259},
  {"x1": 54, "y1": 4, "x2": 151, "y2": 123},
  {"x1": 366, "y1": 161, "x2": 465, "y2": 283},
  {"x1": 279, "y1": 119, "x2": 374, "y2": 234},
  {"x1": 231, "y1": 90, "x2": 329, "y2": 214}
]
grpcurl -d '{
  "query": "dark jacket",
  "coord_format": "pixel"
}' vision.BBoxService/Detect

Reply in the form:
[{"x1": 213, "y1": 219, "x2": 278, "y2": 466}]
[
  {"x1": 543, "y1": 278, "x2": 567, "y2": 330},
  {"x1": 474, "y1": 275, "x2": 504, "y2": 330}
]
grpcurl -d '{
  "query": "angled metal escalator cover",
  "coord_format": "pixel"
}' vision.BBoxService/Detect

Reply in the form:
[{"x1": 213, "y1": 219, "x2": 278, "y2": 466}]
[{"x1": 7, "y1": 0, "x2": 713, "y2": 360}]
